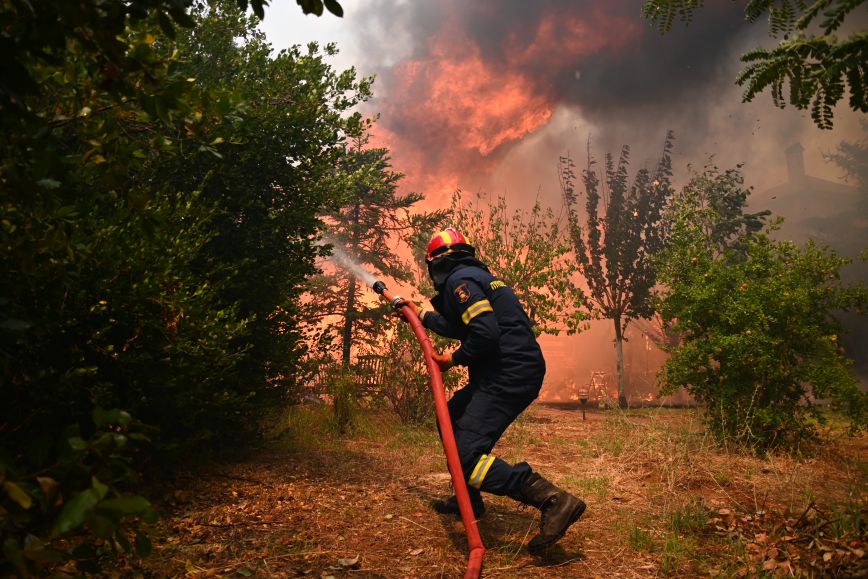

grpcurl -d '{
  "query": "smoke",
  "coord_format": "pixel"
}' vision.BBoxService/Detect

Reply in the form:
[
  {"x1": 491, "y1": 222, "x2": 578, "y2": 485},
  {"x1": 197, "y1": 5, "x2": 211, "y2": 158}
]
[
  {"x1": 285, "y1": 1, "x2": 867, "y2": 392},
  {"x1": 351, "y1": 0, "x2": 866, "y2": 207}
]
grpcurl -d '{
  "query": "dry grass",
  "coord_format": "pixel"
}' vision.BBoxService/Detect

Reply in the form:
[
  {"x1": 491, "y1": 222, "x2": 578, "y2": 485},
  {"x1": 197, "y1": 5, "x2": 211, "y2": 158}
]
[{"x1": 139, "y1": 403, "x2": 867, "y2": 578}]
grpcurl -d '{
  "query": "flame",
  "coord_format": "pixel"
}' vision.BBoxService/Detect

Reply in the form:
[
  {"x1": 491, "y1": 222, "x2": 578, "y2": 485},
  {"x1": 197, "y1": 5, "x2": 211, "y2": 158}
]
[{"x1": 371, "y1": 4, "x2": 641, "y2": 205}]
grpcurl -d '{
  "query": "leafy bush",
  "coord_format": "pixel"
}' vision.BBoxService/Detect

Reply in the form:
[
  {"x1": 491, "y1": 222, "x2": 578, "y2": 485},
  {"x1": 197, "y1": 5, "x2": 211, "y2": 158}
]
[
  {"x1": 378, "y1": 319, "x2": 469, "y2": 425},
  {"x1": 378, "y1": 323, "x2": 437, "y2": 425},
  {"x1": 329, "y1": 366, "x2": 361, "y2": 436},
  {"x1": 0, "y1": 409, "x2": 157, "y2": 577},
  {"x1": 658, "y1": 225, "x2": 868, "y2": 450},
  {"x1": 1, "y1": 1, "x2": 374, "y2": 574}
]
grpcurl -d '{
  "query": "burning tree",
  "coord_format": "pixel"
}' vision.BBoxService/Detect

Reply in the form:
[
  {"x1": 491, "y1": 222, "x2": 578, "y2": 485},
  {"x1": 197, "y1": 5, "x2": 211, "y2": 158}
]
[{"x1": 559, "y1": 133, "x2": 675, "y2": 407}]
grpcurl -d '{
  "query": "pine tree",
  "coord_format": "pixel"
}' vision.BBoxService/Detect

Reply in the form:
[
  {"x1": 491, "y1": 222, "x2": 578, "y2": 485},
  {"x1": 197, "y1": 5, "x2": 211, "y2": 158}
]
[{"x1": 306, "y1": 141, "x2": 442, "y2": 367}]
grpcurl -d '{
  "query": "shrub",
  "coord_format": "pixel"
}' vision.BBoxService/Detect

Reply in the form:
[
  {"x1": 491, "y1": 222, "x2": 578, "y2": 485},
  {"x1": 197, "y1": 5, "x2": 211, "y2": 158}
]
[
  {"x1": 657, "y1": 229, "x2": 868, "y2": 450},
  {"x1": 0, "y1": 409, "x2": 157, "y2": 576}
]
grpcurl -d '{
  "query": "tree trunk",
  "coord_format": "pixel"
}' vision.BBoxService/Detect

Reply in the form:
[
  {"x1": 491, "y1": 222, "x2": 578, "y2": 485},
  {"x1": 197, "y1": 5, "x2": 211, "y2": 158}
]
[
  {"x1": 614, "y1": 316, "x2": 627, "y2": 408},
  {"x1": 340, "y1": 202, "x2": 362, "y2": 368},
  {"x1": 341, "y1": 275, "x2": 357, "y2": 367}
]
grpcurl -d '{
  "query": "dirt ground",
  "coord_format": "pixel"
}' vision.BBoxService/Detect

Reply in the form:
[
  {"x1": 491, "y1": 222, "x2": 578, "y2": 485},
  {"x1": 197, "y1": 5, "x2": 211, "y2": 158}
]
[{"x1": 140, "y1": 404, "x2": 867, "y2": 578}]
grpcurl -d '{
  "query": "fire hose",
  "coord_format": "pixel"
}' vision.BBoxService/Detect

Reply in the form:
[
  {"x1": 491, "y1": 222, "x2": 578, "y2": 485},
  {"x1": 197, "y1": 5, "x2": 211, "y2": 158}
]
[{"x1": 372, "y1": 281, "x2": 485, "y2": 579}]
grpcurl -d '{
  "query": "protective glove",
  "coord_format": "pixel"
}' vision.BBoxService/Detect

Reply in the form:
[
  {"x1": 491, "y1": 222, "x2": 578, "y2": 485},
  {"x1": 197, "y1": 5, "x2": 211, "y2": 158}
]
[
  {"x1": 432, "y1": 351, "x2": 454, "y2": 372},
  {"x1": 393, "y1": 300, "x2": 426, "y2": 322}
]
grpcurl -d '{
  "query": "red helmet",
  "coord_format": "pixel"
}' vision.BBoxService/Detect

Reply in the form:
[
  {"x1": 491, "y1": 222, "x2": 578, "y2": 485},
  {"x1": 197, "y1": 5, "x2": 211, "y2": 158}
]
[{"x1": 426, "y1": 228, "x2": 472, "y2": 262}]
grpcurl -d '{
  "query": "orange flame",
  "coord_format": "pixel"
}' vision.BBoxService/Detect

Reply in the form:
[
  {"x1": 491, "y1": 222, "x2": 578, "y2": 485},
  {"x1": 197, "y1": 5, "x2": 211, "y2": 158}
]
[{"x1": 370, "y1": 6, "x2": 641, "y2": 206}]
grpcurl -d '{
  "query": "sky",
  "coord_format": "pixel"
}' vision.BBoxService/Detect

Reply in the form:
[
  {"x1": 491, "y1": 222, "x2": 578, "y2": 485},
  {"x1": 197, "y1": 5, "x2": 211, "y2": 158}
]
[{"x1": 260, "y1": 1, "x2": 867, "y2": 397}]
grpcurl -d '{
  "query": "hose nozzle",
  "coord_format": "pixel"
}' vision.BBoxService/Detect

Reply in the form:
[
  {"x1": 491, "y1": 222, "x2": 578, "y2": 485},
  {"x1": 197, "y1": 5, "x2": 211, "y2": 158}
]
[{"x1": 372, "y1": 280, "x2": 387, "y2": 295}]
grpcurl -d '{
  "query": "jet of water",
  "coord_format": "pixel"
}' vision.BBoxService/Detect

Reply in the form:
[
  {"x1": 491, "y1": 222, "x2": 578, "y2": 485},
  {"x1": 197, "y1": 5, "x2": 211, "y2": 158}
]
[{"x1": 318, "y1": 236, "x2": 378, "y2": 288}]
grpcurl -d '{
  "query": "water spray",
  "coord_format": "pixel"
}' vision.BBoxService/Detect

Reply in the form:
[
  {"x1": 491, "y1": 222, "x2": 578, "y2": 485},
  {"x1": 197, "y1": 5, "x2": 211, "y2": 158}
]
[
  {"x1": 321, "y1": 241, "x2": 485, "y2": 576},
  {"x1": 371, "y1": 280, "x2": 485, "y2": 579}
]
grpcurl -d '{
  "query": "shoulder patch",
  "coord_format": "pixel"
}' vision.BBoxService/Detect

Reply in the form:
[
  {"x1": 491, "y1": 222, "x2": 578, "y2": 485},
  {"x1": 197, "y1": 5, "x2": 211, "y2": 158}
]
[{"x1": 454, "y1": 283, "x2": 471, "y2": 304}]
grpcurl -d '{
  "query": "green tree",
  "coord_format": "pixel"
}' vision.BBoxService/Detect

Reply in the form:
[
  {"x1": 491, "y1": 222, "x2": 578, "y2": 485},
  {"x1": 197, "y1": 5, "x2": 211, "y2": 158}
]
[
  {"x1": 160, "y1": 5, "x2": 372, "y2": 405},
  {"x1": 668, "y1": 164, "x2": 770, "y2": 255},
  {"x1": 449, "y1": 190, "x2": 586, "y2": 335},
  {"x1": 559, "y1": 134, "x2": 676, "y2": 407},
  {"x1": 642, "y1": 0, "x2": 868, "y2": 129},
  {"x1": 308, "y1": 144, "x2": 440, "y2": 367},
  {"x1": 1, "y1": 1, "x2": 363, "y2": 573},
  {"x1": 656, "y1": 170, "x2": 868, "y2": 450}
]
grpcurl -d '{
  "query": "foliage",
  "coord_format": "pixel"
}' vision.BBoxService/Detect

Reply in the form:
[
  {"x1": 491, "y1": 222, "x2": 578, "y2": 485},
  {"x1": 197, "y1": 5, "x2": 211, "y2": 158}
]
[
  {"x1": 824, "y1": 119, "x2": 868, "y2": 190},
  {"x1": 642, "y1": 0, "x2": 868, "y2": 129},
  {"x1": 448, "y1": 190, "x2": 586, "y2": 335},
  {"x1": 0, "y1": 0, "x2": 338, "y2": 112},
  {"x1": 2, "y1": 0, "x2": 368, "y2": 573},
  {"x1": 326, "y1": 366, "x2": 360, "y2": 436},
  {"x1": 667, "y1": 164, "x2": 770, "y2": 256},
  {"x1": 303, "y1": 143, "x2": 444, "y2": 366},
  {"x1": 1, "y1": 408, "x2": 157, "y2": 576},
  {"x1": 378, "y1": 322, "x2": 437, "y2": 425},
  {"x1": 296, "y1": 0, "x2": 345, "y2": 17},
  {"x1": 559, "y1": 133, "x2": 676, "y2": 407},
  {"x1": 657, "y1": 179, "x2": 868, "y2": 449},
  {"x1": 160, "y1": 6, "x2": 374, "y2": 407}
]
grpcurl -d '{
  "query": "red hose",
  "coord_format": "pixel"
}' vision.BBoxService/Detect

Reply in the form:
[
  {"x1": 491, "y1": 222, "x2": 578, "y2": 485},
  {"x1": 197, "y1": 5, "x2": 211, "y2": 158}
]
[{"x1": 390, "y1": 298, "x2": 485, "y2": 578}]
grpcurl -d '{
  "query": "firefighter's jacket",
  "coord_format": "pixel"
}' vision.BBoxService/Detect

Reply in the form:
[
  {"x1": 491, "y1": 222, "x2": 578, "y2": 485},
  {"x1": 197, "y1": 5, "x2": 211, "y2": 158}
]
[{"x1": 422, "y1": 264, "x2": 546, "y2": 393}]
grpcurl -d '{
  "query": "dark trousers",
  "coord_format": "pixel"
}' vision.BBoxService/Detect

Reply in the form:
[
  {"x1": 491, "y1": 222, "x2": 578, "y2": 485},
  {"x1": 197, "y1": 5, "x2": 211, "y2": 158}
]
[{"x1": 447, "y1": 384, "x2": 537, "y2": 497}]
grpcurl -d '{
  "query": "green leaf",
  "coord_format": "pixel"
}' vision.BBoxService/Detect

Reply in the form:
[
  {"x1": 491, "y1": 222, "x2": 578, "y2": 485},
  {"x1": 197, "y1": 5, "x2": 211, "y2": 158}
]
[
  {"x1": 324, "y1": 0, "x2": 344, "y2": 17},
  {"x1": 87, "y1": 513, "x2": 117, "y2": 539},
  {"x1": 3, "y1": 481, "x2": 33, "y2": 509},
  {"x1": 157, "y1": 12, "x2": 176, "y2": 39},
  {"x1": 23, "y1": 534, "x2": 63, "y2": 563},
  {"x1": 36, "y1": 178, "x2": 61, "y2": 189},
  {"x1": 53, "y1": 488, "x2": 102, "y2": 535},
  {"x1": 98, "y1": 496, "x2": 153, "y2": 517},
  {"x1": 2, "y1": 538, "x2": 27, "y2": 577},
  {"x1": 115, "y1": 529, "x2": 132, "y2": 553},
  {"x1": 93, "y1": 407, "x2": 132, "y2": 428},
  {"x1": 91, "y1": 476, "x2": 109, "y2": 499},
  {"x1": 67, "y1": 437, "x2": 88, "y2": 451}
]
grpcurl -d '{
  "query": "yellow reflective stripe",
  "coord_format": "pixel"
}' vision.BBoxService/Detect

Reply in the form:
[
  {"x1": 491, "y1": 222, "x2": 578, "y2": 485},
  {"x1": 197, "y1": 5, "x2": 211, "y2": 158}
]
[
  {"x1": 460, "y1": 299, "x2": 493, "y2": 325},
  {"x1": 468, "y1": 454, "x2": 496, "y2": 489}
]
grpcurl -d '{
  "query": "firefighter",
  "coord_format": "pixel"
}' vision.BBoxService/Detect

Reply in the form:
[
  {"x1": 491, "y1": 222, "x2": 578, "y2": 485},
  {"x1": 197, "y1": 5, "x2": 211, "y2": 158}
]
[{"x1": 399, "y1": 227, "x2": 586, "y2": 553}]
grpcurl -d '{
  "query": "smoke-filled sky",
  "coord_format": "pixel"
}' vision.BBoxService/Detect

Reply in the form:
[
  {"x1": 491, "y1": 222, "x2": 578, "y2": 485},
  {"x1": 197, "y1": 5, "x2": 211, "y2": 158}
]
[
  {"x1": 262, "y1": 0, "x2": 867, "y2": 212},
  {"x1": 261, "y1": 1, "x2": 867, "y2": 395}
]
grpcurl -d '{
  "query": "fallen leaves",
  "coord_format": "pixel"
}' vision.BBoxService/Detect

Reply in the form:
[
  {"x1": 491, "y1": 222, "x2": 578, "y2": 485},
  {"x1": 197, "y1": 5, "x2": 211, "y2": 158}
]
[{"x1": 708, "y1": 503, "x2": 866, "y2": 577}]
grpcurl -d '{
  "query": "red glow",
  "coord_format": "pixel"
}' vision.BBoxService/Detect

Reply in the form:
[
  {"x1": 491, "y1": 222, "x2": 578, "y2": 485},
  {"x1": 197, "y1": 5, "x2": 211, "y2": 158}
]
[{"x1": 371, "y1": 5, "x2": 641, "y2": 206}]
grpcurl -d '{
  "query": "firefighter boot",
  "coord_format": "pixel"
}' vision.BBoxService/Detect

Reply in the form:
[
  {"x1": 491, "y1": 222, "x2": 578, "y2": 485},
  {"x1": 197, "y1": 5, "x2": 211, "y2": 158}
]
[
  {"x1": 431, "y1": 487, "x2": 486, "y2": 518},
  {"x1": 511, "y1": 473, "x2": 585, "y2": 553}
]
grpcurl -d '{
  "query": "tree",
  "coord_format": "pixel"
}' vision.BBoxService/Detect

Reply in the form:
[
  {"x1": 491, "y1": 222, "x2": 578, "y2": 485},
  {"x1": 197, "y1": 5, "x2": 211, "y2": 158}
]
[
  {"x1": 825, "y1": 119, "x2": 868, "y2": 191},
  {"x1": 668, "y1": 164, "x2": 770, "y2": 255},
  {"x1": 162, "y1": 6, "x2": 374, "y2": 402},
  {"x1": 306, "y1": 144, "x2": 442, "y2": 368},
  {"x1": 0, "y1": 0, "x2": 341, "y2": 117},
  {"x1": 642, "y1": 0, "x2": 868, "y2": 129},
  {"x1": 449, "y1": 190, "x2": 586, "y2": 335},
  {"x1": 559, "y1": 134, "x2": 675, "y2": 407},
  {"x1": 657, "y1": 184, "x2": 868, "y2": 448},
  {"x1": 1, "y1": 1, "x2": 363, "y2": 572}
]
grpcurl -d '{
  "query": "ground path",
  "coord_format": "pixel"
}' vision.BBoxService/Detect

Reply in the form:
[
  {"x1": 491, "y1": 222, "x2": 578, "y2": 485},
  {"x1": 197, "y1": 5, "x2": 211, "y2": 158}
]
[{"x1": 142, "y1": 404, "x2": 867, "y2": 577}]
